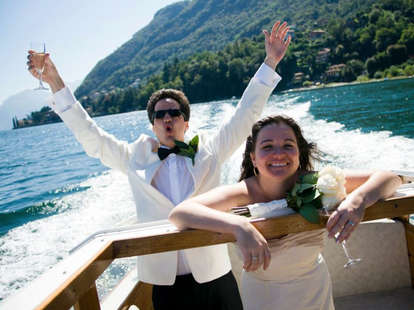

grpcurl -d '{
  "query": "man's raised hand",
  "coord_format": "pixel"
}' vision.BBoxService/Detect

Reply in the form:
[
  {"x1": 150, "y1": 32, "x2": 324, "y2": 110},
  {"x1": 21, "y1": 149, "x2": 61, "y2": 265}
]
[{"x1": 263, "y1": 21, "x2": 291, "y2": 70}]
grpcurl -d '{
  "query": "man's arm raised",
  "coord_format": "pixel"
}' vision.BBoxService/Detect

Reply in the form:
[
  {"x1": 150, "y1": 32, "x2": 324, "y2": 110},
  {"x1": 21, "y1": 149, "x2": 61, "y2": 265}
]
[
  {"x1": 27, "y1": 53, "x2": 156, "y2": 173},
  {"x1": 209, "y1": 21, "x2": 291, "y2": 163},
  {"x1": 28, "y1": 51, "x2": 65, "y2": 94}
]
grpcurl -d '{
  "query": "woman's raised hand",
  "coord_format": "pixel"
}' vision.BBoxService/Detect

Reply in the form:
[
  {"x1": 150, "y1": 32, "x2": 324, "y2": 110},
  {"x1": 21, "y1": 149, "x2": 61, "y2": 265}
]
[
  {"x1": 234, "y1": 219, "x2": 271, "y2": 272},
  {"x1": 263, "y1": 21, "x2": 291, "y2": 70}
]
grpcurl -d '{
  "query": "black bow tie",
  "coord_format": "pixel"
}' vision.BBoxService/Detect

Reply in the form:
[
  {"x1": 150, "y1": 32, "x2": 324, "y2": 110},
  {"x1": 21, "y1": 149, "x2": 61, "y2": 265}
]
[{"x1": 157, "y1": 146, "x2": 181, "y2": 161}]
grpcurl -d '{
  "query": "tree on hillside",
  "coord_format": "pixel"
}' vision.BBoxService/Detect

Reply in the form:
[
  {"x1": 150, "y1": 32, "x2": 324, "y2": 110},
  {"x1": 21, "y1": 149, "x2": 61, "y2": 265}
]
[
  {"x1": 375, "y1": 28, "x2": 400, "y2": 51},
  {"x1": 387, "y1": 44, "x2": 408, "y2": 65},
  {"x1": 366, "y1": 52, "x2": 391, "y2": 77},
  {"x1": 399, "y1": 25, "x2": 414, "y2": 54},
  {"x1": 343, "y1": 59, "x2": 364, "y2": 81}
]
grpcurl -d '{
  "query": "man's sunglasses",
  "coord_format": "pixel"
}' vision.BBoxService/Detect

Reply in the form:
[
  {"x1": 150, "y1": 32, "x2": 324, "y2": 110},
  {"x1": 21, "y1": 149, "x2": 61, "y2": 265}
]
[{"x1": 153, "y1": 109, "x2": 183, "y2": 120}]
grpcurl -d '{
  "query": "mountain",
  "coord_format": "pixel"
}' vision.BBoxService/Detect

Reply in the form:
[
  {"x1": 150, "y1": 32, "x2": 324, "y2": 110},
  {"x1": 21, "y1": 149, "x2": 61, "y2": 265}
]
[
  {"x1": 75, "y1": 0, "x2": 378, "y2": 98},
  {"x1": 0, "y1": 81, "x2": 81, "y2": 130}
]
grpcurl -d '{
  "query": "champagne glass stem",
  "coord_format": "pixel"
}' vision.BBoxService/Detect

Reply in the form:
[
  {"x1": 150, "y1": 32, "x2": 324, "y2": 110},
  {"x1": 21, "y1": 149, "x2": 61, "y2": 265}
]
[
  {"x1": 37, "y1": 69, "x2": 45, "y2": 88},
  {"x1": 341, "y1": 240, "x2": 352, "y2": 258},
  {"x1": 341, "y1": 239, "x2": 362, "y2": 268},
  {"x1": 34, "y1": 67, "x2": 48, "y2": 90},
  {"x1": 324, "y1": 207, "x2": 362, "y2": 268}
]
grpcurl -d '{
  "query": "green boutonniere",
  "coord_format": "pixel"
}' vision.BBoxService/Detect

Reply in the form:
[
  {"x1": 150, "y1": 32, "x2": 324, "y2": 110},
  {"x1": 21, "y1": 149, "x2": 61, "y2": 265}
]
[{"x1": 174, "y1": 135, "x2": 199, "y2": 165}]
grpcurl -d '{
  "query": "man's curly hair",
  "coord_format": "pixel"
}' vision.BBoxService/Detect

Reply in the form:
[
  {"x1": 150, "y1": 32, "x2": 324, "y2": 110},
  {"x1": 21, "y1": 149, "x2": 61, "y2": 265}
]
[{"x1": 147, "y1": 89, "x2": 190, "y2": 124}]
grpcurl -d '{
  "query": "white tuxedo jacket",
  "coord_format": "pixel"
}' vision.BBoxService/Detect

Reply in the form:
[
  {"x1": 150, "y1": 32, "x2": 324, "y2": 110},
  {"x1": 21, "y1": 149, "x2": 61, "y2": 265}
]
[{"x1": 51, "y1": 64, "x2": 281, "y2": 285}]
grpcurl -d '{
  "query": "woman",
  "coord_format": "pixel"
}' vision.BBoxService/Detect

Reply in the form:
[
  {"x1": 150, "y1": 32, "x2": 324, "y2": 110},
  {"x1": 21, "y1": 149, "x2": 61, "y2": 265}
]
[{"x1": 169, "y1": 115, "x2": 401, "y2": 310}]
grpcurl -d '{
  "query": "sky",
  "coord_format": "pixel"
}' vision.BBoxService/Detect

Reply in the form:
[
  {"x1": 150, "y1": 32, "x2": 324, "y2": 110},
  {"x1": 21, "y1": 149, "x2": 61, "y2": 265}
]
[{"x1": 0, "y1": 0, "x2": 180, "y2": 105}]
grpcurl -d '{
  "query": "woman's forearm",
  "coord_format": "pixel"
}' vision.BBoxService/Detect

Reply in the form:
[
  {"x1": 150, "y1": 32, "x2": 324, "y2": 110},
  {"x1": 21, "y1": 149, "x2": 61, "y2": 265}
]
[
  {"x1": 169, "y1": 201, "x2": 249, "y2": 236},
  {"x1": 169, "y1": 179, "x2": 273, "y2": 270},
  {"x1": 327, "y1": 171, "x2": 401, "y2": 242},
  {"x1": 347, "y1": 171, "x2": 401, "y2": 209}
]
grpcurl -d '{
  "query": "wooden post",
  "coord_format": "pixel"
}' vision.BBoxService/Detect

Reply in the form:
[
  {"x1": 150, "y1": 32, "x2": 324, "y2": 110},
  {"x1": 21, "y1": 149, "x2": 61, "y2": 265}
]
[
  {"x1": 74, "y1": 283, "x2": 101, "y2": 310},
  {"x1": 398, "y1": 216, "x2": 414, "y2": 288},
  {"x1": 118, "y1": 282, "x2": 154, "y2": 310}
]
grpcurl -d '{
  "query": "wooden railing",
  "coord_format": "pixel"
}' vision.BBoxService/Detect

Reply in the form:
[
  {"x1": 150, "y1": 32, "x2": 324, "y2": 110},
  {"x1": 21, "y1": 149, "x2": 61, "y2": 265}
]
[{"x1": 2, "y1": 192, "x2": 414, "y2": 310}]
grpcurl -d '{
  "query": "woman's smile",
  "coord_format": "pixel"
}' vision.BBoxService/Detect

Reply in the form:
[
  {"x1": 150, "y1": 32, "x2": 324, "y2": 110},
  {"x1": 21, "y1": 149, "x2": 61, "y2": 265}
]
[{"x1": 268, "y1": 162, "x2": 289, "y2": 167}]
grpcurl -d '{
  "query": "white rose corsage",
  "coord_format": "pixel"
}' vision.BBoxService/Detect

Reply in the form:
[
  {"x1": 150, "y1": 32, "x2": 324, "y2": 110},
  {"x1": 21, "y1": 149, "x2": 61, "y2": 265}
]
[{"x1": 231, "y1": 166, "x2": 346, "y2": 224}]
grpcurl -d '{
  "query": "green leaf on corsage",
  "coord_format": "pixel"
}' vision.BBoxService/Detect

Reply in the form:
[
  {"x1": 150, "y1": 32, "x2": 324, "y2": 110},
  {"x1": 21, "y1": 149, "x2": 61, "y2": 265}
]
[
  {"x1": 298, "y1": 183, "x2": 315, "y2": 193},
  {"x1": 302, "y1": 172, "x2": 319, "y2": 184},
  {"x1": 302, "y1": 189, "x2": 321, "y2": 203},
  {"x1": 299, "y1": 204, "x2": 320, "y2": 224},
  {"x1": 287, "y1": 172, "x2": 323, "y2": 223}
]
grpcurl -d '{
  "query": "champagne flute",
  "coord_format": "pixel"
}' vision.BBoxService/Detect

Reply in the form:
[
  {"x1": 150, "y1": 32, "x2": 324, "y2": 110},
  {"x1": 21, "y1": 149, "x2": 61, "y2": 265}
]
[
  {"x1": 30, "y1": 42, "x2": 48, "y2": 90},
  {"x1": 322, "y1": 207, "x2": 362, "y2": 268}
]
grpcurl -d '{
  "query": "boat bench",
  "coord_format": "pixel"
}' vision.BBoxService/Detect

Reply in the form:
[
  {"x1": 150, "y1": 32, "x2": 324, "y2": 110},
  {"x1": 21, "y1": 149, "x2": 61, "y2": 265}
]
[
  {"x1": 326, "y1": 219, "x2": 414, "y2": 309},
  {"x1": 228, "y1": 219, "x2": 414, "y2": 310}
]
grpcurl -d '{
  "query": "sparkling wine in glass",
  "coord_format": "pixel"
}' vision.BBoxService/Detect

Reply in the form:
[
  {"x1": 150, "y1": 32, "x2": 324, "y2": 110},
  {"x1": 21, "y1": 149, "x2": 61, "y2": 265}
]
[
  {"x1": 30, "y1": 42, "x2": 48, "y2": 90},
  {"x1": 322, "y1": 208, "x2": 362, "y2": 268}
]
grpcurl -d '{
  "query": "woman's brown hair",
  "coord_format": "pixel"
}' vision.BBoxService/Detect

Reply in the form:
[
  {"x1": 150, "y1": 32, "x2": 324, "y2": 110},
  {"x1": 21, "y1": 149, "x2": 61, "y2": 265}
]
[{"x1": 239, "y1": 115, "x2": 321, "y2": 181}]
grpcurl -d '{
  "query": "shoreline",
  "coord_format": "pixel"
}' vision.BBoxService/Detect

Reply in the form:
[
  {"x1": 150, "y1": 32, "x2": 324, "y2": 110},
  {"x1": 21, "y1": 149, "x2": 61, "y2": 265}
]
[
  {"x1": 281, "y1": 75, "x2": 414, "y2": 94},
  {"x1": 11, "y1": 75, "x2": 414, "y2": 130}
]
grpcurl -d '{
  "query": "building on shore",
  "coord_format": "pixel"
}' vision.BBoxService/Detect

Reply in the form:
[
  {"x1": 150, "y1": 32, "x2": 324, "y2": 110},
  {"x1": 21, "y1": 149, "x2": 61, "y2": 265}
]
[
  {"x1": 293, "y1": 72, "x2": 305, "y2": 85},
  {"x1": 316, "y1": 48, "x2": 331, "y2": 63},
  {"x1": 309, "y1": 29, "x2": 326, "y2": 40},
  {"x1": 325, "y1": 64, "x2": 346, "y2": 81}
]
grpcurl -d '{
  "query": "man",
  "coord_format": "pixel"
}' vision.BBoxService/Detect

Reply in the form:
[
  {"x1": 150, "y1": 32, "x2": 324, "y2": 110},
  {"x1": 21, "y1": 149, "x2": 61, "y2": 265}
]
[{"x1": 28, "y1": 21, "x2": 291, "y2": 309}]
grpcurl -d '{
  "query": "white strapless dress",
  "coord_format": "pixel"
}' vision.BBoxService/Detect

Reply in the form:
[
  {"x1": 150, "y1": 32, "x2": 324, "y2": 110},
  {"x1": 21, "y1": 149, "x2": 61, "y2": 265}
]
[{"x1": 241, "y1": 201, "x2": 335, "y2": 310}]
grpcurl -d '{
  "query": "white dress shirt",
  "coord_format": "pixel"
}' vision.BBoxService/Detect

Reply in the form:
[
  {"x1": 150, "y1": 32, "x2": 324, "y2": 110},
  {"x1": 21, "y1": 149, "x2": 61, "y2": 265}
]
[{"x1": 152, "y1": 150, "x2": 194, "y2": 275}]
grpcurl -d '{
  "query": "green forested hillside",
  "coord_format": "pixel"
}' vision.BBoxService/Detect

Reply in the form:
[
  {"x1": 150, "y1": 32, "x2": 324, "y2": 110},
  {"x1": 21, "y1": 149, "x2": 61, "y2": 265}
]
[
  {"x1": 76, "y1": 0, "x2": 413, "y2": 116},
  {"x1": 75, "y1": 0, "x2": 380, "y2": 98}
]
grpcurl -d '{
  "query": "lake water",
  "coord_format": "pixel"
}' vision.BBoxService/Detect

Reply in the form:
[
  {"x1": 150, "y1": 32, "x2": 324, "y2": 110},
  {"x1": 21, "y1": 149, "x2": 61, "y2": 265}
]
[{"x1": 1, "y1": 77, "x2": 414, "y2": 302}]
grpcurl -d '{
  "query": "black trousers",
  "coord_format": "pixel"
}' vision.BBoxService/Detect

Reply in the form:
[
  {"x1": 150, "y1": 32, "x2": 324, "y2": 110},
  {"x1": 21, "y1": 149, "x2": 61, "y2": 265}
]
[{"x1": 152, "y1": 271, "x2": 243, "y2": 310}]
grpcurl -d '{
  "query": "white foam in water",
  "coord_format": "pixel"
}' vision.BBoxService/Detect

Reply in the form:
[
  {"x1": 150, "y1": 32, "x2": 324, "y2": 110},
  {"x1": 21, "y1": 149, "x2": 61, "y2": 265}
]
[
  {"x1": 0, "y1": 170, "x2": 137, "y2": 301},
  {"x1": 264, "y1": 94, "x2": 414, "y2": 171},
  {"x1": 0, "y1": 102, "x2": 229, "y2": 302},
  {"x1": 2, "y1": 93, "x2": 414, "y2": 303}
]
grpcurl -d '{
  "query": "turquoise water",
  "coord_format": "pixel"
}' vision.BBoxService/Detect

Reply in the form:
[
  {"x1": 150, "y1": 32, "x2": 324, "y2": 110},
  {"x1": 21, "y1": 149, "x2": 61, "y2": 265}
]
[
  {"x1": 308, "y1": 78, "x2": 414, "y2": 137},
  {"x1": 1, "y1": 77, "x2": 414, "y2": 301}
]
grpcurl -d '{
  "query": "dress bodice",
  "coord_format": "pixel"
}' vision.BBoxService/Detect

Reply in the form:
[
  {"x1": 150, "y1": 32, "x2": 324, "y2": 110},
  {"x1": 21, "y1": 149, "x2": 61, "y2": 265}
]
[
  {"x1": 252, "y1": 229, "x2": 326, "y2": 281},
  {"x1": 245, "y1": 200, "x2": 327, "y2": 282}
]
